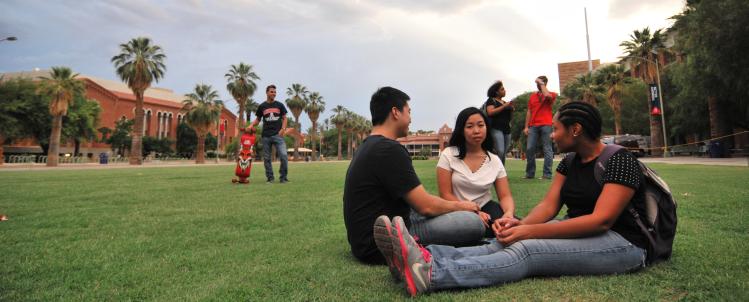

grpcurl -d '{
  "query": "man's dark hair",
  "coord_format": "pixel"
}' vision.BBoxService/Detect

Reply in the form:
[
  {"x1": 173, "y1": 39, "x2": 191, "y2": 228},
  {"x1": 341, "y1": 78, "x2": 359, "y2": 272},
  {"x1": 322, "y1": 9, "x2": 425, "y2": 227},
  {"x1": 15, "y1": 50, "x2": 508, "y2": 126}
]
[
  {"x1": 449, "y1": 107, "x2": 496, "y2": 159},
  {"x1": 266, "y1": 84, "x2": 276, "y2": 92},
  {"x1": 537, "y1": 76, "x2": 548, "y2": 84},
  {"x1": 486, "y1": 81, "x2": 504, "y2": 98},
  {"x1": 556, "y1": 101, "x2": 602, "y2": 140},
  {"x1": 370, "y1": 86, "x2": 410, "y2": 126}
]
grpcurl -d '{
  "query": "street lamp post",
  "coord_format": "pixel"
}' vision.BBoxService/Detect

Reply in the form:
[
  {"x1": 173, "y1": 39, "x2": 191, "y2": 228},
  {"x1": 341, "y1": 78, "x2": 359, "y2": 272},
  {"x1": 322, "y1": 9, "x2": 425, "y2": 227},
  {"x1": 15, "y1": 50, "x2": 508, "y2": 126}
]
[{"x1": 623, "y1": 55, "x2": 670, "y2": 157}]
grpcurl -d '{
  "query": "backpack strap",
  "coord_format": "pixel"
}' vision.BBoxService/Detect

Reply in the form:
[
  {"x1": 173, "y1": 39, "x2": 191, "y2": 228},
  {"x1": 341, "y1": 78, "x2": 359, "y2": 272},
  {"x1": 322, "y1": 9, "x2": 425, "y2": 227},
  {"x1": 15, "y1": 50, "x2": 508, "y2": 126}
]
[
  {"x1": 563, "y1": 144, "x2": 624, "y2": 186},
  {"x1": 593, "y1": 144, "x2": 625, "y2": 185}
]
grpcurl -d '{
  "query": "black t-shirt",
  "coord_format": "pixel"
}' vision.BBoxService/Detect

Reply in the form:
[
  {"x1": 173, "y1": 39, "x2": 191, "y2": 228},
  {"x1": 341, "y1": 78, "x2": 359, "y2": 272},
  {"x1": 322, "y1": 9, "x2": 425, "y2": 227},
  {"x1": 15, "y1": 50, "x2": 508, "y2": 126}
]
[
  {"x1": 556, "y1": 150, "x2": 649, "y2": 249},
  {"x1": 255, "y1": 101, "x2": 288, "y2": 137},
  {"x1": 343, "y1": 135, "x2": 422, "y2": 264},
  {"x1": 485, "y1": 98, "x2": 513, "y2": 132}
]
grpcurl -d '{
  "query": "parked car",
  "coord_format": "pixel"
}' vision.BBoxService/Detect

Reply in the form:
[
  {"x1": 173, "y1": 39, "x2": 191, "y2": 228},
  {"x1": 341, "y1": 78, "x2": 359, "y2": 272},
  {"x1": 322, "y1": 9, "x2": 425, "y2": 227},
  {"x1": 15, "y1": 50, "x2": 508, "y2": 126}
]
[{"x1": 602, "y1": 134, "x2": 650, "y2": 157}]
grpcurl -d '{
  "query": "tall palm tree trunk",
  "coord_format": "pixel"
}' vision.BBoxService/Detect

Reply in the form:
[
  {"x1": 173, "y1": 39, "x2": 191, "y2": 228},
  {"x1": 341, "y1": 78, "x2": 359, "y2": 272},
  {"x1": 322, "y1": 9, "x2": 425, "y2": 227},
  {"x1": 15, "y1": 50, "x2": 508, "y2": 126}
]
[
  {"x1": 196, "y1": 134, "x2": 206, "y2": 164},
  {"x1": 47, "y1": 115, "x2": 63, "y2": 167},
  {"x1": 649, "y1": 111, "x2": 664, "y2": 156},
  {"x1": 347, "y1": 129, "x2": 353, "y2": 159},
  {"x1": 130, "y1": 91, "x2": 145, "y2": 165},
  {"x1": 613, "y1": 107, "x2": 622, "y2": 135},
  {"x1": 311, "y1": 122, "x2": 318, "y2": 161},
  {"x1": 292, "y1": 113, "x2": 301, "y2": 161},
  {"x1": 237, "y1": 104, "x2": 245, "y2": 131},
  {"x1": 337, "y1": 127, "x2": 342, "y2": 160}
]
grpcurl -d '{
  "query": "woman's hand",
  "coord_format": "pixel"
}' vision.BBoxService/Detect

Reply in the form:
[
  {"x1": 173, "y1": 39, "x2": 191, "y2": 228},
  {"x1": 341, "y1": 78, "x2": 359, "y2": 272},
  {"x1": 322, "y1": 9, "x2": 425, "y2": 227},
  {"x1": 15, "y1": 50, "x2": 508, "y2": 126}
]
[
  {"x1": 496, "y1": 224, "x2": 535, "y2": 246},
  {"x1": 492, "y1": 217, "x2": 521, "y2": 236},
  {"x1": 477, "y1": 211, "x2": 491, "y2": 228}
]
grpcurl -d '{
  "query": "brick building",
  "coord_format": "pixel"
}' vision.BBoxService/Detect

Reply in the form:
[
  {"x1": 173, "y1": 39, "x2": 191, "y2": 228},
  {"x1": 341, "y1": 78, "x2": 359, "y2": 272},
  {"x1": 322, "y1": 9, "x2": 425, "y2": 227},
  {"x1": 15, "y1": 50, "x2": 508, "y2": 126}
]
[
  {"x1": 397, "y1": 124, "x2": 452, "y2": 157},
  {"x1": 557, "y1": 59, "x2": 601, "y2": 92},
  {"x1": 1, "y1": 70, "x2": 237, "y2": 156}
]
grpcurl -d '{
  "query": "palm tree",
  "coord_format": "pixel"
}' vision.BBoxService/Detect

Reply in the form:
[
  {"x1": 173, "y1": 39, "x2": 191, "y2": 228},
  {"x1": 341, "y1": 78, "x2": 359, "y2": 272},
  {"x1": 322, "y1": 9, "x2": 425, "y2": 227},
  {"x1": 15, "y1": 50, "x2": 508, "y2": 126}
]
[
  {"x1": 319, "y1": 118, "x2": 330, "y2": 159},
  {"x1": 562, "y1": 73, "x2": 604, "y2": 106},
  {"x1": 596, "y1": 64, "x2": 633, "y2": 135},
  {"x1": 111, "y1": 37, "x2": 166, "y2": 165},
  {"x1": 286, "y1": 84, "x2": 309, "y2": 160},
  {"x1": 304, "y1": 92, "x2": 326, "y2": 161},
  {"x1": 37, "y1": 67, "x2": 85, "y2": 167},
  {"x1": 345, "y1": 111, "x2": 357, "y2": 159},
  {"x1": 225, "y1": 63, "x2": 260, "y2": 130},
  {"x1": 331, "y1": 105, "x2": 348, "y2": 160},
  {"x1": 620, "y1": 27, "x2": 666, "y2": 154},
  {"x1": 620, "y1": 27, "x2": 665, "y2": 82},
  {"x1": 360, "y1": 119, "x2": 372, "y2": 143},
  {"x1": 352, "y1": 115, "x2": 368, "y2": 150},
  {"x1": 245, "y1": 97, "x2": 259, "y2": 123},
  {"x1": 182, "y1": 84, "x2": 223, "y2": 164}
]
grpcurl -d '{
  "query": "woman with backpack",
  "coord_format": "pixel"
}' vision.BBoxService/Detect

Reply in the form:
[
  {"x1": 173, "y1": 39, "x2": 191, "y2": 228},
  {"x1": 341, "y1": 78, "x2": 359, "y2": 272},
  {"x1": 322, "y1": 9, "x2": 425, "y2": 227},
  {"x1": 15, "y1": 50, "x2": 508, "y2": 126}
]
[
  {"x1": 374, "y1": 101, "x2": 658, "y2": 297},
  {"x1": 484, "y1": 81, "x2": 514, "y2": 164}
]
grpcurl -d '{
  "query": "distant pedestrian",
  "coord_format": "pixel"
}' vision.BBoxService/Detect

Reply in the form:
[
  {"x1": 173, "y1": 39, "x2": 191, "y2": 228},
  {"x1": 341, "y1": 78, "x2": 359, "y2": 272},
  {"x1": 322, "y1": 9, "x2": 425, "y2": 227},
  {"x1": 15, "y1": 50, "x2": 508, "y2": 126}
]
[
  {"x1": 523, "y1": 76, "x2": 557, "y2": 179},
  {"x1": 249, "y1": 85, "x2": 290, "y2": 183},
  {"x1": 484, "y1": 80, "x2": 514, "y2": 164}
]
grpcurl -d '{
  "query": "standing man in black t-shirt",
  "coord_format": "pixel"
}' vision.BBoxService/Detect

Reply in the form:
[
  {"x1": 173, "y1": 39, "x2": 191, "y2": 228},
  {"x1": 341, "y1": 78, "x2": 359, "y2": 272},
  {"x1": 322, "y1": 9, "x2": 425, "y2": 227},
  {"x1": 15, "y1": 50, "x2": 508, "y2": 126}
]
[
  {"x1": 484, "y1": 80, "x2": 514, "y2": 164},
  {"x1": 343, "y1": 86, "x2": 486, "y2": 265},
  {"x1": 250, "y1": 85, "x2": 289, "y2": 183}
]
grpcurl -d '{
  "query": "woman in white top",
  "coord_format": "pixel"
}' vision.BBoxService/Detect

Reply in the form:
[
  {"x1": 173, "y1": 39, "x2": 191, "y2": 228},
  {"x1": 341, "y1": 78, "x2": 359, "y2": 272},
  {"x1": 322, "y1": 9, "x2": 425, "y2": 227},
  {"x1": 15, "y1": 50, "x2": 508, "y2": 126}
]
[{"x1": 437, "y1": 107, "x2": 516, "y2": 236}]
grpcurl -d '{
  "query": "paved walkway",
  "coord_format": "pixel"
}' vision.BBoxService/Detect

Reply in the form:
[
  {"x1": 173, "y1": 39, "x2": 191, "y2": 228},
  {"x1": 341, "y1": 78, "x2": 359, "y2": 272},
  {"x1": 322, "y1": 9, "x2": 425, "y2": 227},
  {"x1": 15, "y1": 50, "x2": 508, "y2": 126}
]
[
  {"x1": 504, "y1": 156, "x2": 748, "y2": 167},
  {"x1": 638, "y1": 156, "x2": 748, "y2": 167}
]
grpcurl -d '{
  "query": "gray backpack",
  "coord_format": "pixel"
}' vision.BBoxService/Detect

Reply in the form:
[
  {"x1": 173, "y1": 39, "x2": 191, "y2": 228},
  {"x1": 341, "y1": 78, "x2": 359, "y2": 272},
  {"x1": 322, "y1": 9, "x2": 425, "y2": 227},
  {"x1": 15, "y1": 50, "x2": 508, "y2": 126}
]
[{"x1": 563, "y1": 144, "x2": 677, "y2": 264}]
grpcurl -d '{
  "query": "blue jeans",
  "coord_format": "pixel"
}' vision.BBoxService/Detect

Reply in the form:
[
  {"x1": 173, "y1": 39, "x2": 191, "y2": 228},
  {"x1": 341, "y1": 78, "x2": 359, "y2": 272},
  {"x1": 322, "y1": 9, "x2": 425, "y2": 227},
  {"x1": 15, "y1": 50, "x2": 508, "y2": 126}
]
[
  {"x1": 409, "y1": 211, "x2": 486, "y2": 247},
  {"x1": 526, "y1": 125, "x2": 553, "y2": 178},
  {"x1": 491, "y1": 129, "x2": 511, "y2": 165},
  {"x1": 428, "y1": 230, "x2": 646, "y2": 290},
  {"x1": 261, "y1": 135, "x2": 288, "y2": 181}
]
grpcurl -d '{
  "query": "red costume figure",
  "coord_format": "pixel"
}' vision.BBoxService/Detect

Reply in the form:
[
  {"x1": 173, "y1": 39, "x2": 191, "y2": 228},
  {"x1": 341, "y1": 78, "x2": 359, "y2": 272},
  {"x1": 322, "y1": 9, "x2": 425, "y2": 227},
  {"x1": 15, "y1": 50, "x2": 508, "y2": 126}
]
[{"x1": 232, "y1": 127, "x2": 256, "y2": 184}]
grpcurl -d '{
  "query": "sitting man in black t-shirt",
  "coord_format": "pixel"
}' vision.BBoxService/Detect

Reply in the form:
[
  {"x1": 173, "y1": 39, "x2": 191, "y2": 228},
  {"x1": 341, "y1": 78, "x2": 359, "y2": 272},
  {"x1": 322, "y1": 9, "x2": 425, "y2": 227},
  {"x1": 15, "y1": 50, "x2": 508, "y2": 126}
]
[{"x1": 343, "y1": 87, "x2": 486, "y2": 269}]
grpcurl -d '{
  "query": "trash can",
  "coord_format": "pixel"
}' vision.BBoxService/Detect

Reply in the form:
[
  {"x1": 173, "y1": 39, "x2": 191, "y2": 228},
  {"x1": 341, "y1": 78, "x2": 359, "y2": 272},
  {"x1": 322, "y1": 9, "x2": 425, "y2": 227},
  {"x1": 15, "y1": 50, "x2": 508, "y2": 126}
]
[
  {"x1": 709, "y1": 141, "x2": 724, "y2": 158},
  {"x1": 99, "y1": 152, "x2": 109, "y2": 164}
]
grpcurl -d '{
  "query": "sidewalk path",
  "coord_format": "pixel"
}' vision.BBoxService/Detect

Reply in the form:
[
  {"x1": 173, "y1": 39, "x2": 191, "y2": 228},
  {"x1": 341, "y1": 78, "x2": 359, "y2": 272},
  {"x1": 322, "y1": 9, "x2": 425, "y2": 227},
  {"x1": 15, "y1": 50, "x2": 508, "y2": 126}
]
[
  {"x1": 638, "y1": 156, "x2": 748, "y2": 167},
  {"x1": 509, "y1": 156, "x2": 748, "y2": 167}
]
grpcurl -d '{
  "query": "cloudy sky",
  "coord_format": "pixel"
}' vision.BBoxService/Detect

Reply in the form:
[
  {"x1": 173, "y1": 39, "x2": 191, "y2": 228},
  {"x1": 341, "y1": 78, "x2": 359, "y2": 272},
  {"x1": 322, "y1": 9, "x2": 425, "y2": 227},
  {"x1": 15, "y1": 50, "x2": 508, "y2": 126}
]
[{"x1": 1, "y1": 0, "x2": 685, "y2": 132}]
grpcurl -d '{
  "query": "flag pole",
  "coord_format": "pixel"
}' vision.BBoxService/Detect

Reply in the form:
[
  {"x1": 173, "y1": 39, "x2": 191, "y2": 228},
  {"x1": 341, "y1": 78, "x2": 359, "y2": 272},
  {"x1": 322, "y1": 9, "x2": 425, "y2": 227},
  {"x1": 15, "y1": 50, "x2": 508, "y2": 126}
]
[{"x1": 585, "y1": 7, "x2": 593, "y2": 73}]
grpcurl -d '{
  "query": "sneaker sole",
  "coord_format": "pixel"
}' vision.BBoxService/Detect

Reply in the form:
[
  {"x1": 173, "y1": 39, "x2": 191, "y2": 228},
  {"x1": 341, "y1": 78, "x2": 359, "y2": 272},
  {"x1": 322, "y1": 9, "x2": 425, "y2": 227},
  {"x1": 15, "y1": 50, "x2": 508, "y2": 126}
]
[
  {"x1": 374, "y1": 216, "x2": 401, "y2": 281},
  {"x1": 393, "y1": 217, "x2": 418, "y2": 297}
]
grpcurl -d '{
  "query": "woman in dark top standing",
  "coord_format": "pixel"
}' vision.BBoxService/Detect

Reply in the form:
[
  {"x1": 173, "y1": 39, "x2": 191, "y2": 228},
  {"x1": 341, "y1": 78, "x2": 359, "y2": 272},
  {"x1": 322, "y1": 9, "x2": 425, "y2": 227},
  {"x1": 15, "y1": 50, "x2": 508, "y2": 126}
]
[
  {"x1": 376, "y1": 101, "x2": 650, "y2": 297},
  {"x1": 485, "y1": 81, "x2": 514, "y2": 164}
]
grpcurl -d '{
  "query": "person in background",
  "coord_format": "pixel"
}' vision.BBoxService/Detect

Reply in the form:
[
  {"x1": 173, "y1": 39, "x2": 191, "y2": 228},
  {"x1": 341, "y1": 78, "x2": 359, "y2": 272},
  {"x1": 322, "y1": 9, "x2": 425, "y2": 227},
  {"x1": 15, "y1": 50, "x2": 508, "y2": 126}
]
[
  {"x1": 484, "y1": 81, "x2": 514, "y2": 164},
  {"x1": 523, "y1": 76, "x2": 557, "y2": 179},
  {"x1": 250, "y1": 85, "x2": 289, "y2": 183}
]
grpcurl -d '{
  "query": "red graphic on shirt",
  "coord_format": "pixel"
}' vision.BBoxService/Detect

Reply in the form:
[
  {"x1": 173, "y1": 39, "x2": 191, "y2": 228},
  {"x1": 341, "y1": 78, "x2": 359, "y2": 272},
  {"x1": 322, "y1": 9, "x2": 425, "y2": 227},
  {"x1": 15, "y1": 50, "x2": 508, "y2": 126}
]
[{"x1": 263, "y1": 108, "x2": 282, "y2": 122}]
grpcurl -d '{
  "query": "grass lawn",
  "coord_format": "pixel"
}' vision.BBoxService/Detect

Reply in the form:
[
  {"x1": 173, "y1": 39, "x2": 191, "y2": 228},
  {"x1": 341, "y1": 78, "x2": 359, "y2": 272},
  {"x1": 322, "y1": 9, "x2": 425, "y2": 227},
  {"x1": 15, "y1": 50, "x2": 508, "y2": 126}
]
[{"x1": 1, "y1": 160, "x2": 747, "y2": 301}]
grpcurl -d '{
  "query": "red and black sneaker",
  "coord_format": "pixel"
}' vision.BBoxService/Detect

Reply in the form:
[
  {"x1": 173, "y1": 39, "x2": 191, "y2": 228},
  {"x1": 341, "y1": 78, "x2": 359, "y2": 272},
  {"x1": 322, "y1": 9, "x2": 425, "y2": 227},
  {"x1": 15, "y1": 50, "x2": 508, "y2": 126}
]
[{"x1": 391, "y1": 216, "x2": 432, "y2": 297}]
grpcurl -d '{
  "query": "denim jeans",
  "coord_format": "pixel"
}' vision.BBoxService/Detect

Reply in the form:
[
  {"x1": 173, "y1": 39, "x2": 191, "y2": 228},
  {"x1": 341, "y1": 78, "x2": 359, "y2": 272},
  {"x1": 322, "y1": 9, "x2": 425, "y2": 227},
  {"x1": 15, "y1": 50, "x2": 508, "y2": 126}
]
[
  {"x1": 525, "y1": 125, "x2": 553, "y2": 178},
  {"x1": 261, "y1": 135, "x2": 288, "y2": 181},
  {"x1": 408, "y1": 211, "x2": 486, "y2": 247},
  {"x1": 428, "y1": 230, "x2": 646, "y2": 290},
  {"x1": 491, "y1": 129, "x2": 511, "y2": 165}
]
